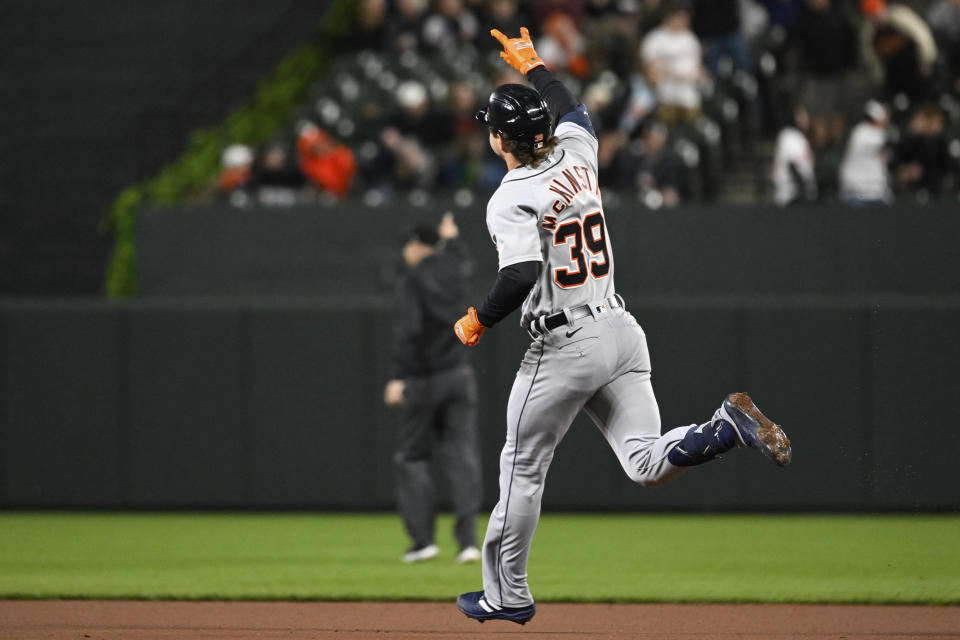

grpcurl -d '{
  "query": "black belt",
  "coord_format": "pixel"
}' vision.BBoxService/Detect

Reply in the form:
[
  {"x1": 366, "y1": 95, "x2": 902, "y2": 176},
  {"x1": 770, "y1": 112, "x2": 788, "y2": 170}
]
[{"x1": 529, "y1": 295, "x2": 624, "y2": 335}]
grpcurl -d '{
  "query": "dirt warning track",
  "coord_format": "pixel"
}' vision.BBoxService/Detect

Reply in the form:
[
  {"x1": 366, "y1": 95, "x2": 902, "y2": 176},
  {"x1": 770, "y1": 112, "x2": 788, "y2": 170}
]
[{"x1": 1, "y1": 600, "x2": 959, "y2": 639}]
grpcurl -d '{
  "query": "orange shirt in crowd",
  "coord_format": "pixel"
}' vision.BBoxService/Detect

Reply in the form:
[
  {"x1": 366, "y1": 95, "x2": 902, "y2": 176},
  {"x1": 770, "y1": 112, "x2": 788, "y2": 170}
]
[{"x1": 296, "y1": 127, "x2": 356, "y2": 199}]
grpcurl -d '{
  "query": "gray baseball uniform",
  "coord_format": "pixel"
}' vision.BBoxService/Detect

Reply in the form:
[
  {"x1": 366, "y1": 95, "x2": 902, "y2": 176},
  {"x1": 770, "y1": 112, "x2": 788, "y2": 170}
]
[{"x1": 480, "y1": 111, "x2": 699, "y2": 609}]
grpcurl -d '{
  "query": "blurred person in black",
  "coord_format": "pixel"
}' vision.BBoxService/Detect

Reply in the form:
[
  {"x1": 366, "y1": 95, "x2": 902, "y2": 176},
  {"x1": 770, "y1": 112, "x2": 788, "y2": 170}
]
[
  {"x1": 860, "y1": 0, "x2": 938, "y2": 103},
  {"x1": 422, "y1": 0, "x2": 480, "y2": 53},
  {"x1": 386, "y1": 0, "x2": 429, "y2": 54},
  {"x1": 786, "y1": 0, "x2": 859, "y2": 152},
  {"x1": 691, "y1": 0, "x2": 753, "y2": 77},
  {"x1": 892, "y1": 102, "x2": 956, "y2": 201},
  {"x1": 583, "y1": 0, "x2": 644, "y2": 79},
  {"x1": 927, "y1": 0, "x2": 960, "y2": 96},
  {"x1": 635, "y1": 120, "x2": 686, "y2": 207},
  {"x1": 760, "y1": 0, "x2": 803, "y2": 29},
  {"x1": 595, "y1": 72, "x2": 658, "y2": 188},
  {"x1": 366, "y1": 80, "x2": 444, "y2": 191},
  {"x1": 392, "y1": 79, "x2": 450, "y2": 146},
  {"x1": 383, "y1": 213, "x2": 482, "y2": 565}
]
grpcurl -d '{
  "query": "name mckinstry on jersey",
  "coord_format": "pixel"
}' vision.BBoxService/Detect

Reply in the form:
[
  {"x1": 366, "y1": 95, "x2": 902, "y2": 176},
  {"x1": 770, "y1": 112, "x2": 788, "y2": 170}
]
[{"x1": 485, "y1": 110, "x2": 615, "y2": 329}]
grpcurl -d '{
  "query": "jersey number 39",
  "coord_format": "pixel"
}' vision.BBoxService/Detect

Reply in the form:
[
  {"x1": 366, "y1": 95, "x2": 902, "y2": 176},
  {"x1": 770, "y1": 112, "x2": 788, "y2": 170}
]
[{"x1": 552, "y1": 211, "x2": 610, "y2": 288}]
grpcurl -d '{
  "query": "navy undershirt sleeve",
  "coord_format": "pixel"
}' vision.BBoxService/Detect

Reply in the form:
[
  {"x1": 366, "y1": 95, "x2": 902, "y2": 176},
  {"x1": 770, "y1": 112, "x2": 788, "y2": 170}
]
[
  {"x1": 526, "y1": 67, "x2": 577, "y2": 121},
  {"x1": 558, "y1": 104, "x2": 597, "y2": 138},
  {"x1": 476, "y1": 261, "x2": 539, "y2": 327},
  {"x1": 526, "y1": 67, "x2": 596, "y2": 138}
]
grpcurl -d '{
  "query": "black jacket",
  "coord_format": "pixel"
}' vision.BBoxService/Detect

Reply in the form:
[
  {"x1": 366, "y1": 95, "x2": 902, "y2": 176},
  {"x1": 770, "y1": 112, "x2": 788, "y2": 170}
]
[
  {"x1": 788, "y1": 5, "x2": 858, "y2": 76},
  {"x1": 391, "y1": 238, "x2": 474, "y2": 378}
]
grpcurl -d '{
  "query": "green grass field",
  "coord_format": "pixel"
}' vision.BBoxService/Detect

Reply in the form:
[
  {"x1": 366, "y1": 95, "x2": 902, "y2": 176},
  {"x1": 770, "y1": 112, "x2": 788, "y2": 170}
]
[{"x1": 0, "y1": 512, "x2": 957, "y2": 604}]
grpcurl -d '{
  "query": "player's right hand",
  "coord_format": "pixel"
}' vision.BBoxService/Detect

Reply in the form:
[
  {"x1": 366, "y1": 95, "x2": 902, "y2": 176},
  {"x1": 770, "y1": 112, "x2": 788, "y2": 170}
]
[
  {"x1": 454, "y1": 307, "x2": 486, "y2": 347},
  {"x1": 490, "y1": 27, "x2": 545, "y2": 75}
]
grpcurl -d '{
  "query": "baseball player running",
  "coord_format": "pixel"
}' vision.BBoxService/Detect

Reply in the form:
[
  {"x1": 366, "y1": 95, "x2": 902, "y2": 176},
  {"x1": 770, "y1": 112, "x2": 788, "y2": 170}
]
[{"x1": 453, "y1": 28, "x2": 792, "y2": 625}]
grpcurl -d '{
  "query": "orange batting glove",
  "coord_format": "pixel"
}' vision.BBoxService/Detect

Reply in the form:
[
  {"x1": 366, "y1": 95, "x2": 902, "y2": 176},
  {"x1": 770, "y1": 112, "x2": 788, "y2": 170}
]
[
  {"x1": 490, "y1": 27, "x2": 545, "y2": 75},
  {"x1": 454, "y1": 307, "x2": 486, "y2": 347}
]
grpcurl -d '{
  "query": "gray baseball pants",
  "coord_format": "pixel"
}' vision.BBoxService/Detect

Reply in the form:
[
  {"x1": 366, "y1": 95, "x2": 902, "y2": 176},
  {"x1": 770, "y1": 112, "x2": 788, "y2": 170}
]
[
  {"x1": 394, "y1": 363, "x2": 482, "y2": 551},
  {"x1": 481, "y1": 306, "x2": 696, "y2": 608}
]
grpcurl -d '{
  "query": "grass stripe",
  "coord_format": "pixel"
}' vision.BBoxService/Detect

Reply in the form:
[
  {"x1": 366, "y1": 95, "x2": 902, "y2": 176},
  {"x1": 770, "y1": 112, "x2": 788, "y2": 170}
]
[{"x1": 0, "y1": 513, "x2": 957, "y2": 603}]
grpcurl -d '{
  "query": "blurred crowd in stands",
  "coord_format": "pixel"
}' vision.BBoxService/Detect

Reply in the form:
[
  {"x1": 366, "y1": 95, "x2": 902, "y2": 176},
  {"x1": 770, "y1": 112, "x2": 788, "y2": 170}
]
[{"x1": 218, "y1": 0, "x2": 960, "y2": 209}]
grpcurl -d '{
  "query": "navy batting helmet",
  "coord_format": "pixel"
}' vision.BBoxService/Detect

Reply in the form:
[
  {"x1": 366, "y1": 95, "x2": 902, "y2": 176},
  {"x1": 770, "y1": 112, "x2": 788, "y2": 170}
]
[{"x1": 475, "y1": 84, "x2": 553, "y2": 153}]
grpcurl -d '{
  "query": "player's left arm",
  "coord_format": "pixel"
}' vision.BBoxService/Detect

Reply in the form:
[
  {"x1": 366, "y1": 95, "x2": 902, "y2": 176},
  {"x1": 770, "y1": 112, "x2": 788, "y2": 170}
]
[
  {"x1": 454, "y1": 261, "x2": 538, "y2": 347},
  {"x1": 476, "y1": 261, "x2": 539, "y2": 327},
  {"x1": 455, "y1": 192, "x2": 544, "y2": 347},
  {"x1": 454, "y1": 201, "x2": 541, "y2": 347},
  {"x1": 454, "y1": 264, "x2": 538, "y2": 347}
]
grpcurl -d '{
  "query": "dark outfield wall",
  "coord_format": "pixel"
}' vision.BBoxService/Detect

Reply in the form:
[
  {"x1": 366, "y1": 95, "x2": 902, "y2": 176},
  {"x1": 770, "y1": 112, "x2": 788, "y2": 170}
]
[
  {"x1": 1, "y1": 204, "x2": 959, "y2": 510},
  {"x1": 134, "y1": 203, "x2": 960, "y2": 297},
  {"x1": 1, "y1": 297, "x2": 959, "y2": 511}
]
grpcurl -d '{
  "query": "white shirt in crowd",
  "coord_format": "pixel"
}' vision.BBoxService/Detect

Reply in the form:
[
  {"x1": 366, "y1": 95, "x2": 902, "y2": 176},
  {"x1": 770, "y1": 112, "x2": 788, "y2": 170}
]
[
  {"x1": 772, "y1": 127, "x2": 816, "y2": 206},
  {"x1": 640, "y1": 28, "x2": 702, "y2": 110},
  {"x1": 839, "y1": 122, "x2": 892, "y2": 204}
]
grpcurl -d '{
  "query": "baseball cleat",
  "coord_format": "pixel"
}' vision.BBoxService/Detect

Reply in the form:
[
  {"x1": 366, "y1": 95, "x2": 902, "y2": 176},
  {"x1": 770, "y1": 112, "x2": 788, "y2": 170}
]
[
  {"x1": 719, "y1": 393, "x2": 792, "y2": 466},
  {"x1": 456, "y1": 546, "x2": 481, "y2": 564},
  {"x1": 457, "y1": 590, "x2": 536, "y2": 624},
  {"x1": 402, "y1": 544, "x2": 439, "y2": 563}
]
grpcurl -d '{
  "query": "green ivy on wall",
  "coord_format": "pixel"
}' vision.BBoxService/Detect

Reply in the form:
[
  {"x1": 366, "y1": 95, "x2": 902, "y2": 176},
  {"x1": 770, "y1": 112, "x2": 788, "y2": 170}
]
[{"x1": 101, "y1": 0, "x2": 354, "y2": 297}]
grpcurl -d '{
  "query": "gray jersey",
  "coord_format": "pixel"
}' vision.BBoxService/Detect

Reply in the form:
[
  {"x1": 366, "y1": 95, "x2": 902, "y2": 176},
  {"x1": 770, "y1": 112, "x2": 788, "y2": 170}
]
[
  {"x1": 470, "y1": 78, "x2": 791, "y2": 618},
  {"x1": 486, "y1": 118, "x2": 614, "y2": 328}
]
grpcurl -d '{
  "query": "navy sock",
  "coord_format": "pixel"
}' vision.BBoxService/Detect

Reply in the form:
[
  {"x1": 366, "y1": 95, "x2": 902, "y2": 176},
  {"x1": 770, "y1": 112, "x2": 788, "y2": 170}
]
[{"x1": 667, "y1": 418, "x2": 738, "y2": 467}]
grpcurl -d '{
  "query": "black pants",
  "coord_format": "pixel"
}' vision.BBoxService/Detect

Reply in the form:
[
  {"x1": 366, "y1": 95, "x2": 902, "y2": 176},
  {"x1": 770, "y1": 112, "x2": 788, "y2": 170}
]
[{"x1": 393, "y1": 364, "x2": 481, "y2": 550}]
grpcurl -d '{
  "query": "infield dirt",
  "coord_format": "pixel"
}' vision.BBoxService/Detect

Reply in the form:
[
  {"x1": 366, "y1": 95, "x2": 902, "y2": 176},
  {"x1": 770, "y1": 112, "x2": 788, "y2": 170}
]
[{"x1": 1, "y1": 600, "x2": 959, "y2": 639}]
